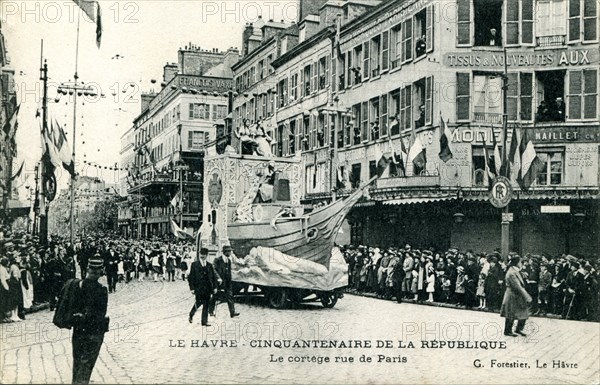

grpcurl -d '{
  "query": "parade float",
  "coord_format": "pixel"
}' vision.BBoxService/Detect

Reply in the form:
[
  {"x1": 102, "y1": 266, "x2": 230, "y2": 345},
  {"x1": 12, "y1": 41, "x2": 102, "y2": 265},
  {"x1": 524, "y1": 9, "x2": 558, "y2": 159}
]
[{"x1": 201, "y1": 142, "x2": 374, "y2": 309}]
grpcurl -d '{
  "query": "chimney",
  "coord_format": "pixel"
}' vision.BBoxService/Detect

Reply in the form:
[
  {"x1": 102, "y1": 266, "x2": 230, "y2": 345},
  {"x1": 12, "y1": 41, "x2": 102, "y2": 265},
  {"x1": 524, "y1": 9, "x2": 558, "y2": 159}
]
[
  {"x1": 140, "y1": 93, "x2": 155, "y2": 112},
  {"x1": 319, "y1": 1, "x2": 343, "y2": 30},
  {"x1": 242, "y1": 23, "x2": 255, "y2": 56},
  {"x1": 298, "y1": 0, "x2": 327, "y2": 23},
  {"x1": 163, "y1": 63, "x2": 178, "y2": 84}
]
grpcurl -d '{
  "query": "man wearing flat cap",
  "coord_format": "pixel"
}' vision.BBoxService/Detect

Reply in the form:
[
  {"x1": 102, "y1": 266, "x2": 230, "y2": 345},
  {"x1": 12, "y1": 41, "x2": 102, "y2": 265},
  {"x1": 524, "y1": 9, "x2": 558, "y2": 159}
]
[
  {"x1": 70, "y1": 255, "x2": 109, "y2": 384},
  {"x1": 209, "y1": 245, "x2": 241, "y2": 318},
  {"x1": 188, "y1": 248, "x2": 219, "y2": 326}
]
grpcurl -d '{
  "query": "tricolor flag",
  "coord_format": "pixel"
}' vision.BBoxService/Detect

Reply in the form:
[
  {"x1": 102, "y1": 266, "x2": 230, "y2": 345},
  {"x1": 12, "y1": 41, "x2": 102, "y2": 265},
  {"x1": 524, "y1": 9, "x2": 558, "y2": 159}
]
[
  {"x1": 407, "y1": 128, "x2": 426, "y2": 175},
  {"x1": 73, "y1": 0, "x2": 102, "y2": 48},
  {"x1": 170, "y1": 219, "x2": 193, "y2": 239},
  {"x1": 507, "y1": 124, "x2": 521, "y2": 183},
  {"x1": 517, "y1": 129, "x2": 544, "y2": 191},
  {"x1": 10, "y1": 161, "x2": 24, "y2": 181},
  {"x1": 170, "y1": 191, "x2": 181, "y2": 211},
  {"x1": 491, "y1": 127, "x2": 502, "y2": 176},
  {"x1": 41, "y1": 119, "x2": 75, "y2": 177},
  {"x1": 3, "y1": 103, "x2": 20, "y2": 136},
  {"x1": 482, "y1": 137, "x2": 496, "y2": 186},
  {"x1": 438, "y1": 117, "x2": 453, "y2": 162}
]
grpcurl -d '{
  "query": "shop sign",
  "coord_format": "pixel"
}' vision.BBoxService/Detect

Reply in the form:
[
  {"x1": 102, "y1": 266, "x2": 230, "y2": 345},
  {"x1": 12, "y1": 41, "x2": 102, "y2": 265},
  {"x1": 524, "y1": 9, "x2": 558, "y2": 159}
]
[
  {"x1": 502, "y1": 212, "x2": 514, "y2": 222},
  {"x1": 541, "y1": 205, "x2": 570, "y2": 214},
  {"x1": 178, "y1": 76, "x2": 234, "y2": 93},
  {"x1": 533, "y1": 127, "x2": 600, "y2": 143},
  {"x1": 443, "y1": 48, "x2": 597, "y2": 69},
  {"x1": 489, "y1": 176, "x2": 512, "y2": 209}
]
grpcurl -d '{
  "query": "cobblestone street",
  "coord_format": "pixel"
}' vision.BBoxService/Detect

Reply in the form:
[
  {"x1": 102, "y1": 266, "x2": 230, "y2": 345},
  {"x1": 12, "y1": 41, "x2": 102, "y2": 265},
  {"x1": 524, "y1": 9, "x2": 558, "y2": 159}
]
[{"x1": 1, "y1": 279, "x2": 599, "y2": 384}]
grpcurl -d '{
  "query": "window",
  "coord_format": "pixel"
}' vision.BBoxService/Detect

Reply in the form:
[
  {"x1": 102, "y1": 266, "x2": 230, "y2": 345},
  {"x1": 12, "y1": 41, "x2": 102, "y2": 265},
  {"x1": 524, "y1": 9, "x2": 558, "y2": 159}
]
[
  {"x1": 353, "y1": 45, "x2": 363, "y2": 84},
  {"x1": 537, "y1": 151, "x2": 563, "y2": 185},
  {"x1": 569, "y1": 0, "x2": 598, "y2": 42},
  {"x1": 507, "y1": 72, "x2": 534, "y2": 121},
  {"x1": 535, "y1": 70, "x2": 566, "y2": 121},
  {"x1": 276, "y1": 124, "x2": 284, "y2": 157},
  {"x1": 536, "y1": 0, "x2": 567, "y2": 46},
  {"x1": 401, "y1": 18, "x2": 413, "y2": 62},
  {"x1": 456, "y1": 72, "x2": 471, "y2": 121},
  {"x1": 472, "y1": 147, "x2": 494, "y2": 186},
  {"x1": 339, "y1": 52, "x2": 346, "y2": 90},
  {"x1": 212, "y1": 105, "x2": 227, "y2": 120},
  {"x1": 567, "y1": 69, "x2": 597, "y2": 120},
  {"x1": 266, "y1": 54, "x2": 273, "y2": 74},
  {"x1": 258, "y1": 60, "x2": 264, "y2": 80},
  {"x1": 363, "y1": 41, "x2": 370, "y2": 80},
  {"x1": 390, "y1": 90, "x2": 401, "y2": 135},
  {"x1": 188, "y1": 131, "x2": 209, "y2": 149},
  {"x1": 391, "y1": 25, "x2": 402, "y2": 69},
  {"x1": 250, "y1": 67, "x2": 256, "y2": 86},
  {"x1": 189, "y1": 103, "x2": 210, "y2": 120},
  {"x1": 369, "y1": 160, "x2": 378, "y2": 179},
  {"x1": 381, "y1": 31, "x2": 390, "y2": 72},
  {"x1": 289, "y1": 120, "x2": 296, "y2": 155},
  {"x1": 475, "y1": 0, "x2": 503, "y2": 46},
  {"x1": 346, "y1": 50, "x2": 353, "y2": 88},
  {"x1": 380, "y1": 94, "x2": 389, "y2": 137},
  {"x1": 473, "y1": 74, "x2": 503, "y2": 124},
  {"x1": 361, "y1": 102, "x2": 369, "y2": 141},
  {"x1": 312, "y1": 61, "x2": 318, "y2": 94},
  {"x1": 351, "y1": 163, "x2": 362, "y2": 188},
  {"x1": 400, "y1": 85, "x2": 412, "y2": 130},
  {"x1": 318, "y1": 57, "x2": 327, "y2": 90},
  {"x1": 352, "y1": 104, "x2": 361, "y2": 144},
  {"x1": 457, "y1": 0, "x2": 471, "y2": 46},
  {"x1": 290, "y1": 72, "x2": 299, "y2": 102},
  {"x1": 370, "y1": 35, "x2": 381, "y2": 77},
  {"x1": 414, "y1": 9, "x2": 427, "y2": 57},
  {"x1": 369, "y1": 97, "x2": 380, "y2": 140},
  {"x1": 278, "y1": 78, "x2": 288, "y2": 108},
  {"x1": 303, "y1": 65, "x2": 311, "y2": 95}
]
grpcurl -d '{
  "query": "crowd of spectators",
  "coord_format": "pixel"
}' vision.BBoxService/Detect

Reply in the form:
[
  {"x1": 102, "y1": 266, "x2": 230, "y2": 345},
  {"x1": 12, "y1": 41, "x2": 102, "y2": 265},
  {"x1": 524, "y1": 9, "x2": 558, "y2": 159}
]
[
  {"x1": 0, "y1": 227, "x2": 194, "y2": 324},
  {"x1": 341, "y1": 244, "x2": 599, "y2": 322}
]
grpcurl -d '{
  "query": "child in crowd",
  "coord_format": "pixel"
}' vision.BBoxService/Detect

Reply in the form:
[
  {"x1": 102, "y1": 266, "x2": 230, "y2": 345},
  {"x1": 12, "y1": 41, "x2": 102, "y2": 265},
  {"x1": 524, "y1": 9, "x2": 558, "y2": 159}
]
[{"x1": 476, "y1": 272, "x2": 486, "y2": 309}]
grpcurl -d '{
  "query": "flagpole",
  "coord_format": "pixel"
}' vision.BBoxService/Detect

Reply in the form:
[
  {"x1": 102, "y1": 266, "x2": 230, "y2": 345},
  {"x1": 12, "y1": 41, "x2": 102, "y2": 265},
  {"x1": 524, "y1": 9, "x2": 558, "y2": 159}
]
[
  {"x1": 500, "y1": 47, "x2": 510, "y2": 261},
  {"x1": 39, "y1": 40, "x2": 50, "y2": 245},
  {"x1": 70, "y1": 9, "x2": 82, "y2": 246}
]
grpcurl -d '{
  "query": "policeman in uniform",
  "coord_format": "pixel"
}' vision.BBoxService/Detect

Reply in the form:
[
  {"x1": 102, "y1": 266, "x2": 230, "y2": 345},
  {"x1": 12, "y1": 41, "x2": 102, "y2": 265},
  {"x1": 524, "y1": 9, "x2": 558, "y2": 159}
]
[
  {"x1": 71, "y1": 255, "x2": 109, "y2": 384},
  {"x1": 209, "y1": 245, "x2": 241, "y2": 318}
]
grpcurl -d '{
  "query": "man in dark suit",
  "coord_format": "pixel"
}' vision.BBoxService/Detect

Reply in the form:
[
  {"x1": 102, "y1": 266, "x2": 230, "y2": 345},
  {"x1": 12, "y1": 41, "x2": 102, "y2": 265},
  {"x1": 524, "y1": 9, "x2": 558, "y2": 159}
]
[
  {"x1": 103, "y1": 243, "x2": 119, "y2": 294},
  {"x1": 188, "y1": 248, "x2": 219, "y2": 326},
  {"x1": 209, "y1": 245, "x2": 241, "y2": 318}
]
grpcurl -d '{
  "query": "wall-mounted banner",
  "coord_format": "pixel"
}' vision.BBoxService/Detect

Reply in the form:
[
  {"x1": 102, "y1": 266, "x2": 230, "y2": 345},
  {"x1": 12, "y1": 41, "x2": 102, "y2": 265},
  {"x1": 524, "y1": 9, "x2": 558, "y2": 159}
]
[{"x1": 444, "y1": 48, "x2": 597, "y2": 69}]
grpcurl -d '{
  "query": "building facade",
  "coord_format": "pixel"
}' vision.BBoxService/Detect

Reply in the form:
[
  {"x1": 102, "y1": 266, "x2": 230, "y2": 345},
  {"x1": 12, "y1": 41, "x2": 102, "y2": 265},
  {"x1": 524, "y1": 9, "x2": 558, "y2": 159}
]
[
  {"x1": 121, "y1": 45, "x2": 239, "y2": 238},
  {"x1": 230, "y1": 0, "x2": 599, "y2": 256}
]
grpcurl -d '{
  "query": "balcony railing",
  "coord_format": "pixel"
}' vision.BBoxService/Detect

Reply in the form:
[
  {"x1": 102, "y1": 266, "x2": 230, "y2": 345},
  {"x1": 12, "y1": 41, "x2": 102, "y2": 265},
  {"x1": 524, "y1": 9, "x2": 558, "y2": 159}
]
[
  {"x1": 474, "y1": 112, "x2": 503, "y2": 125},
  {"x1": 536, "y1": 35, "x2": 566, "y2": 48}
]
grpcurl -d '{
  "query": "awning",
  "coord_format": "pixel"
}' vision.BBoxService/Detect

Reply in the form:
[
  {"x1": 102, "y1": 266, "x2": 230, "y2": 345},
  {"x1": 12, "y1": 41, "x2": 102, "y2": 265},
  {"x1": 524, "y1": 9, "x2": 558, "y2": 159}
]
[
  {"x1": 382, "y1": 196, "x2": 456, "y2": 205},
  {"x1": 5, "y1": 200, "x2": 30, "y2": 217}
]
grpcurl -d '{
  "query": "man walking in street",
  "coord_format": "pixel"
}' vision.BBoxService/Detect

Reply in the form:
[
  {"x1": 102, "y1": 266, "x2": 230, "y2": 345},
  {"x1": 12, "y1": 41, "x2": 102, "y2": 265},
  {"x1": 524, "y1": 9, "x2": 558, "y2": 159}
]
[
  {"x1": 103, "y1": 243, "x2": 119, "y2": 294},
  {"x1": 188, "y1": 248, "x2": 219, "y2": 326},
  {"x1": 209, "y1": 245, "x2": 241, "y2": 318},
  {"x1": 71, "y1": 255, "x2": 109, "y2": 384}
]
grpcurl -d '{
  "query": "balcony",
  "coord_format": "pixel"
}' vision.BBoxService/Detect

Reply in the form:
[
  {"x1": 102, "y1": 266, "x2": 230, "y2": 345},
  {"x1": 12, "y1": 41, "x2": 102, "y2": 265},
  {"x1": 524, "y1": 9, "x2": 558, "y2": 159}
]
[
  {"x1": 536, "y1": 35, "x2": 566, "y2": 48},
  {"x1": 474, "y1": 112, "x2": 503, "y2": 125}
]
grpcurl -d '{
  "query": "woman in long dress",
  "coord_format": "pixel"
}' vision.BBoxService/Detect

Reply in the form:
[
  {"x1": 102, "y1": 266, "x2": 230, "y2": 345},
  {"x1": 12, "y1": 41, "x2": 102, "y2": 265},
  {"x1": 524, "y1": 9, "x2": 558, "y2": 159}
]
[
  {"x1": 20, "y1": 259, "x2": 34, "y2": 310},
  {"x1": 254, "y1": 125, "x2": 273, "y2": 157}
]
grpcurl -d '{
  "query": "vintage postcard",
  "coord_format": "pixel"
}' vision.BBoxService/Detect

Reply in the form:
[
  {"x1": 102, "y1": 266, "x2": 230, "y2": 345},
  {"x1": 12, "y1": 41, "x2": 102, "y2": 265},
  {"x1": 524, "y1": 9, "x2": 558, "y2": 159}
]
[{"x1": 1, "y1": 0, "x2": 599, "y2": 384}]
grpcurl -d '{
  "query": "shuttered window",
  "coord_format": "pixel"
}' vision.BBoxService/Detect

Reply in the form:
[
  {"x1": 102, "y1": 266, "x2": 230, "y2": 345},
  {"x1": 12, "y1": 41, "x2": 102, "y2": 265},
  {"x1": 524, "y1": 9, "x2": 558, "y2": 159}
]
[
  {"x1": 583, "y1": 69, "x2": 597, "y2": 119},
  {"x1": 569, "y1": 69, "x2": 599, "y2": 120},
  {"x1": 507, "y1": 73, "x2": 519, "y2": 120},
  {"x1": 425, "y1": 76, "x2": 433, "y2": 125},
  {"x1": 521, "y1": 0, "x2": 534, "y2": 44},
  {"x1": 382, "y1": 31, "x2": 390, "y2": 71},
  {"x1": 568, "y1": 70, "x2": 583, "y2": 119},
  {"x1": 568, "y1": 0, "x2": 581, "y2": 42},
  {"x1": 402, "y1": 19, "x2": 413, "y2": 63},
  {"x1": 520, "y1": 73, "x2": 533, "y2": 121},
  {"x1": 426, "y1": 4, "x2": 434, "y2": 52},
  {"x1": 456, "y1": 73, "x2": 471, "y2": 121},
  {"x1": 583, "y1": 0, "x2": 598, "y2": 41},
  {"x1": 363, "y1": 41, "x2": 370, "y2": 79},
  {"x1": 506, "y1": 0, "x2": 520, "y2": 45},
  {"x1": 457, "y1": 0, "x2": 471, "y2": 46}
]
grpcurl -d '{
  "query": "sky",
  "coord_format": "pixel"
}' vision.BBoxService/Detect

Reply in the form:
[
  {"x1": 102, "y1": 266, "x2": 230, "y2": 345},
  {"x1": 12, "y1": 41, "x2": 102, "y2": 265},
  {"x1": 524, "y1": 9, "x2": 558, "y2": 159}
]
[{"x1": 3, "y1": 0, "x2": 298, "y2": 195}]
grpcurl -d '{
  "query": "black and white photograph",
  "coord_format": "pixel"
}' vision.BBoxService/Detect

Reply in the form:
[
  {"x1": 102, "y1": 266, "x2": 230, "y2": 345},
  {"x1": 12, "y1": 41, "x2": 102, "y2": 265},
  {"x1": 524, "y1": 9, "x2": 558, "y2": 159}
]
[{"x1": 0, "y1": 0, "x2": 599, "y2": 383}]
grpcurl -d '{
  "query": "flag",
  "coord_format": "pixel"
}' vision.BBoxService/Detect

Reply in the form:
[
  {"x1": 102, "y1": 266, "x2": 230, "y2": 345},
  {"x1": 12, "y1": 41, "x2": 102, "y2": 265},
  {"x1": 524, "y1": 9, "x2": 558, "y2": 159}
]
[
  {"x1": 517, "y1": 129, "x2": 544, "y2": 191},
  {"x1": 170, "y1": 220, "x2": 192, "y2": 239},
  {"x1": 491, "y1": 127, "x2": 502, "y2": 175},
  {"x1": 41, "y1": 119, "x2": 76, "y2": 177},
  {"x1": 507, "y1": 124, "x2": 521, "y2": 182},
  {"x1": 73, "y1": 0, "x2": 102, "y2": 48},
  {"x1": 3, "y1": 103, "x2": 19, "y2": 136},
  {"x1": 407, "y1": 128, "x2": 426, "y2": 174},
  {"x1": 482, "y1": 138, "x2": 495, "y2": 187},
  {"x1": 397, "y1": 136, "x2": 407, "y2": 176},
  {"x1": 438, "y1": 117, "x2": 453, "y2": 162},
  {"x1": 376, "y1": 153, "x2": 394, "y2": 178},
  {"x1": 10, "y1": 161, "x2": 24, "y2": 181},
  {"x1": 170, "y1": 191, "x2": 181, "y2": 210}
]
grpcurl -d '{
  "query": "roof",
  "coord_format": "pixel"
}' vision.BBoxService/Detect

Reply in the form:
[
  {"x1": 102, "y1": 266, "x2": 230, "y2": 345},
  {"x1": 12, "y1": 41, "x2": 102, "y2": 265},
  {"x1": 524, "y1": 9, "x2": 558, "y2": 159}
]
[{"x1": 272, "y1": 27, "x2": 334, "y2": 68}]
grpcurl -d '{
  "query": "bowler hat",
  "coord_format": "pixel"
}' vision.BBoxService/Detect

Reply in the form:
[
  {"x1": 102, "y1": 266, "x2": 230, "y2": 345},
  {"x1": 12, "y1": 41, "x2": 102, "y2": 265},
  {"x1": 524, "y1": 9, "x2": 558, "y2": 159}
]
[
  {"x1": 200, "y1": 248, "x2": 209, "y2": 256},
  {"x1": 222, "y1": 245, "x2": 233, "y2": 252}
]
